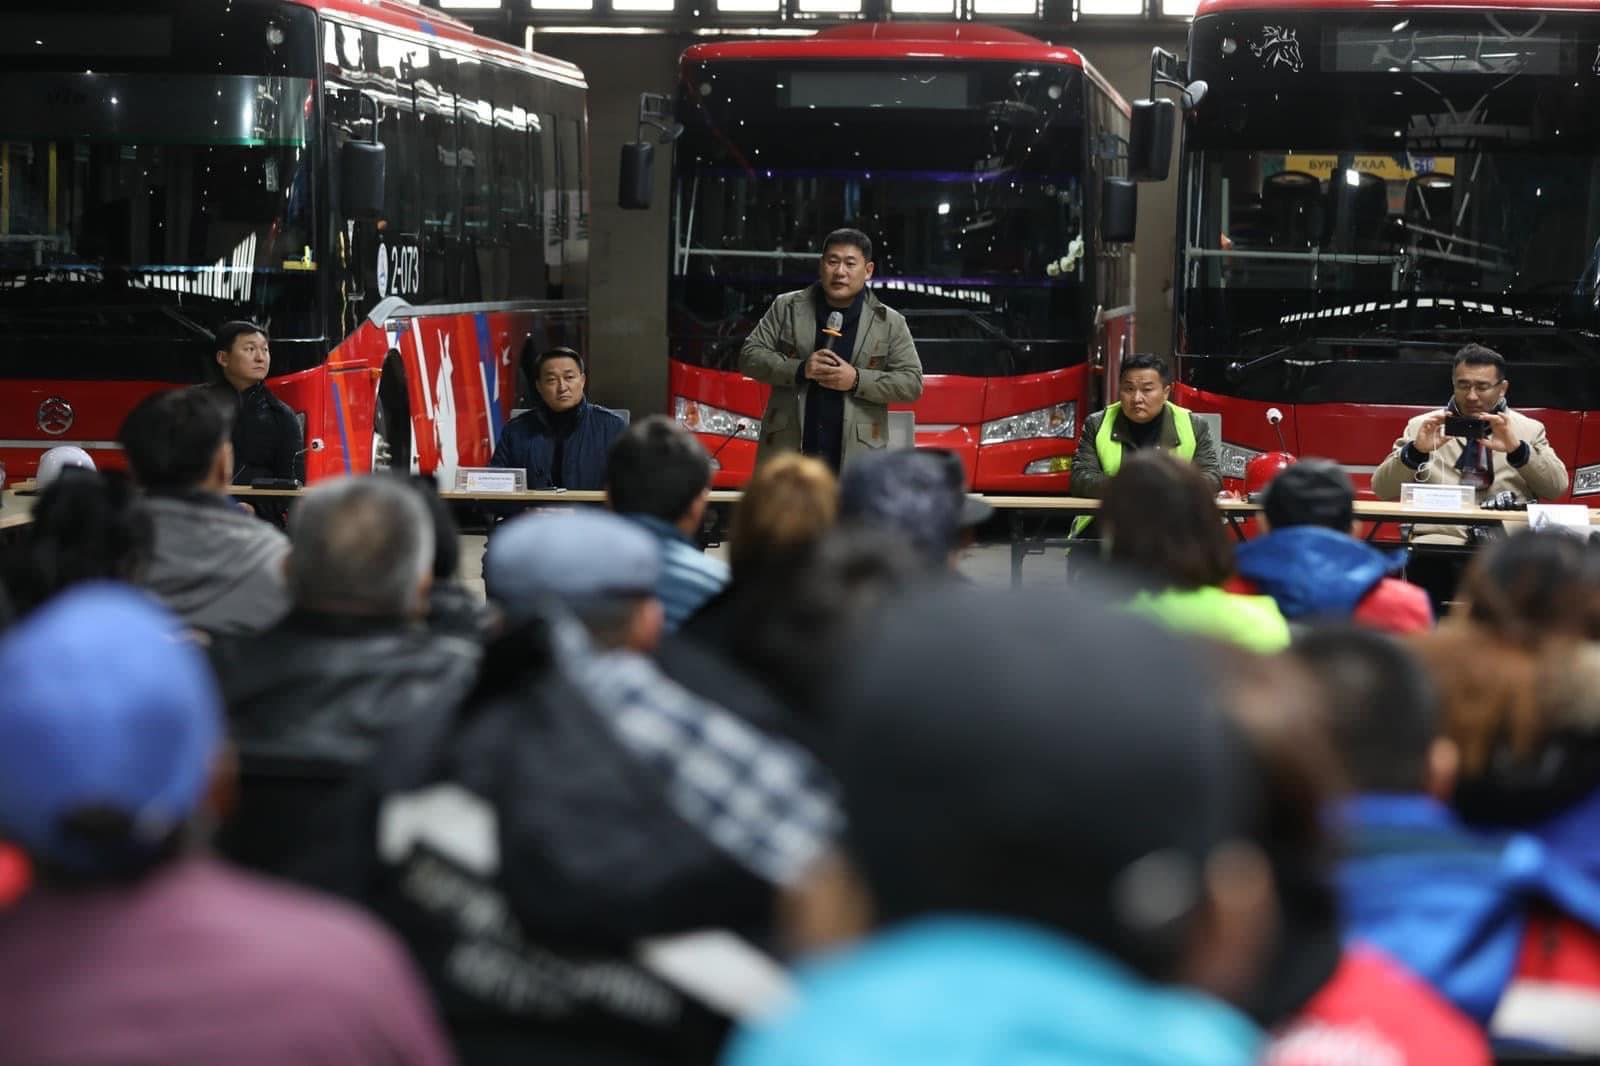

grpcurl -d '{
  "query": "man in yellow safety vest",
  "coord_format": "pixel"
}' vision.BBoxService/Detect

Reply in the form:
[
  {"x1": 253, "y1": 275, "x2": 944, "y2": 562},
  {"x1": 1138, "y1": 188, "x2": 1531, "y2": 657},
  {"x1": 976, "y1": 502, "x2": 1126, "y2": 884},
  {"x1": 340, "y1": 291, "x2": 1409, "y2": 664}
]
[{"x1": 1069, "y1": 354, "x2": 1222, "y2": 536}]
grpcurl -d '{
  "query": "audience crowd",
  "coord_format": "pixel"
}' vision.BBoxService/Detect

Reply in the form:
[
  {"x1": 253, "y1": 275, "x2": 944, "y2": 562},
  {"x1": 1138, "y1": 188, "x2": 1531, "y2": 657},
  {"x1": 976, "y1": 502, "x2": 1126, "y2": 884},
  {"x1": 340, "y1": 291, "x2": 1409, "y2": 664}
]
[{"x1": 6, "y1": 381, "x2": 1600, "y2": 1066}]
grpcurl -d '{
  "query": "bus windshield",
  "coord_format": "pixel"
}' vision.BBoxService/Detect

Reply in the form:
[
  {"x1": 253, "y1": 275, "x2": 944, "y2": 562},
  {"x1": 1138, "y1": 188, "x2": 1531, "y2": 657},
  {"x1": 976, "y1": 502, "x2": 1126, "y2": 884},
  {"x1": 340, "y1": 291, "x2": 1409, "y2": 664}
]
[
  {"x1": 672, "y1": 59, "x2": 1090, "y2": 377},
  {"x1": 0, "y1": 6, "x2": 320, "y2": 380},
  {"x1": 1178, "y1": 8, "x2": 1600, "y2": 404}
]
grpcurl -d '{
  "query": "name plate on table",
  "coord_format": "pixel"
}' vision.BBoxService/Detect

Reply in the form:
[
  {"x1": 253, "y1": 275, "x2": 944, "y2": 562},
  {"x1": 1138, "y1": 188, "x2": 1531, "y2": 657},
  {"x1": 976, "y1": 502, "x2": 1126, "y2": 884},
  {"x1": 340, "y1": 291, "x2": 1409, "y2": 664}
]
[
  {"x1": 1400, "y1": 483, "x2": 1476, "y2": 512},
  {"x1": 1528, "y1": 504, "x2": 1595, "y2": 535},
  {"x1": 454, "y1": 467, "x2": 527, "y2": 494}
]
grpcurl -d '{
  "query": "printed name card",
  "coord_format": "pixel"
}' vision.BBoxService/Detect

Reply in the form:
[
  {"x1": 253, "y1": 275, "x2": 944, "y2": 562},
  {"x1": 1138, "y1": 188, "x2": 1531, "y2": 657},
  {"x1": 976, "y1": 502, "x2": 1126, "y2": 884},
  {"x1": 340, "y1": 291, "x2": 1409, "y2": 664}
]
[
  {"x1": 456, "y1": 467, "x2": 526, "y2": 494},
  {"x1": 1400, "y1": 483, "x2": 1477, "y2": 512},
  {"x1": 1528, "y1": 504, "x2": 1595, "y2": 535}
]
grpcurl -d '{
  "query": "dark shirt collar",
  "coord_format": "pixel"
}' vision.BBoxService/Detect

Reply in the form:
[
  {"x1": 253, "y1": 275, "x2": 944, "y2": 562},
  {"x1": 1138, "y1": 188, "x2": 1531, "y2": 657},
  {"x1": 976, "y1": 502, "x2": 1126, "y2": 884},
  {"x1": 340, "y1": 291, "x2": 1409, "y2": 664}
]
[
  {"x1": 811, "y1": 283, "x2": 869, "y2": 322},
  {"x1": 530, "y1": 395, "x2": 590, "y2": 428}
]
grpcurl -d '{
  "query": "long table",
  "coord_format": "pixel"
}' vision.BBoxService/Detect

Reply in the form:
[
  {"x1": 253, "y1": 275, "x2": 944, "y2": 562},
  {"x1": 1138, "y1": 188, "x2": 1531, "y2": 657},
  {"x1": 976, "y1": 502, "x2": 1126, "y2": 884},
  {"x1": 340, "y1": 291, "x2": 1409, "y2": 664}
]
[
  {"x1": 990, "y1": 496, "x2": 1599, "y2": 584},
  {"x1": 6, "y1": 484, "x2": 1592, "y2": 587}
]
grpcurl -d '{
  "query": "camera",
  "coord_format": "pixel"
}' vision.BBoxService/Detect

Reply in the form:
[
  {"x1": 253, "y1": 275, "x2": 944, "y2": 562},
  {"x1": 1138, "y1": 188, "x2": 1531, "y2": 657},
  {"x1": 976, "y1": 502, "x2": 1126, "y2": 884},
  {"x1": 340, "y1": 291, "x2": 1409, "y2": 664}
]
[{"x1": 1442, "y1": 416, "x2": 1491, "y2": 441}]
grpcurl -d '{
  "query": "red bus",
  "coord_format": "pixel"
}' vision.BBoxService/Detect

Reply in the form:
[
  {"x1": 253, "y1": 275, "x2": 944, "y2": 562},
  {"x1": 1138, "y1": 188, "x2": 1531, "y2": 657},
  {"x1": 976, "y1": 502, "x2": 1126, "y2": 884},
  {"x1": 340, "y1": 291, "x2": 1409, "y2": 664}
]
[
  {"x1": 1144, "y1": 0, "x2": 1600, "y2": 500},
  {"x1": 0, "y1": 0, "x2": 589, "y2": 486},
  {"x1": 667, "y1": 23, "x2": 1135, "y2": 491}
]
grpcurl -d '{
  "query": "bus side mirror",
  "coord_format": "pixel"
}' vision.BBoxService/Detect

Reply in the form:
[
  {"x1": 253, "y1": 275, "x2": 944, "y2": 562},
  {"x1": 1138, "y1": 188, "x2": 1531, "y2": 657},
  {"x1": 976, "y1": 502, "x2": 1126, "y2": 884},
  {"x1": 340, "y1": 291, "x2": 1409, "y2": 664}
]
[
  {"x1": 341, "y1": 139, "x2": 386, "y2": 219},
  {"x1": 1101, "y1": 177, "x2": 1138, "y2": 244},
  {"x1": 619, "y1": 142, "x2": 654, "y2": 210},
  {"x1": 1128, "y1": 98, "x2": 1176, "y2": 182}
]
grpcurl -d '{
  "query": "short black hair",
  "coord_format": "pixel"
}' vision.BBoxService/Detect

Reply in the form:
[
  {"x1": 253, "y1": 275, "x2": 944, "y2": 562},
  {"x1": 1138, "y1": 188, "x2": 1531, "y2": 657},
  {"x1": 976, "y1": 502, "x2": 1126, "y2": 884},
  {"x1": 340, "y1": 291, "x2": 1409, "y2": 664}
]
[
  {"x1": 1101, "y1": 452, "x2": 1233, "y2": 591},
  {"x1": 1293, "y1": 627, "x2": 1439, "y2": 793},
  {"x1": 1119, "y1": 353, "x2": 1172, "y2": 385},
  {"x1": 822, "y1": 227, "x2": 873, "y2": 262},
  {"x1": 1262, "y1": 459, "x2": 1355, "y2": 532},
  {"x1": 534, "y1": 346, "x2": 585, "y2": 376},
  {"x1": 118, "y1": 387, "x2": 235, "y2": 492},
  {"x1": 606, "y1": 414, "x2": 712, "y2": 522},
  {"x1": 2, "y1": 469, "x2": 153, "y2": 618},
  {"x1": 215, "y1": 320, "x2": 267, "y2": 354},
  {"x1": 1453, "y1": 343, "x2": 1506, "y2": 381}
]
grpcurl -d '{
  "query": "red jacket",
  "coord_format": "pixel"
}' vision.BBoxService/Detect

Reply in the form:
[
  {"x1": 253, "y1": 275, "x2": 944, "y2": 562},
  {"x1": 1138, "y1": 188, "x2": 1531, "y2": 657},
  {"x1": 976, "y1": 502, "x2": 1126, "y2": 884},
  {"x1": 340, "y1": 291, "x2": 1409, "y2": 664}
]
[
  {"x1": 1492, "y1": 908, "x2": 1600, "y2": 1052},
  {"x1": 1225, "y1": 575, "x2": 1432, "y2": 635},
  {"x1": 1267, "y1": 945, "x2": 1490, "y2": 1065}
]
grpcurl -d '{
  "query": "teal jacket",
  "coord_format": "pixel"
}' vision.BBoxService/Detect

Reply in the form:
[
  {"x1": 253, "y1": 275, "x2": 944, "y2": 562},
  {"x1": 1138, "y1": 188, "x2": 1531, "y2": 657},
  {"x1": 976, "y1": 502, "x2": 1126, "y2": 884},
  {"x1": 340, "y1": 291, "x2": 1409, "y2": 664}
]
[{"x1": 724, "y1": 917, "x2": 1261, "y2": 1066}]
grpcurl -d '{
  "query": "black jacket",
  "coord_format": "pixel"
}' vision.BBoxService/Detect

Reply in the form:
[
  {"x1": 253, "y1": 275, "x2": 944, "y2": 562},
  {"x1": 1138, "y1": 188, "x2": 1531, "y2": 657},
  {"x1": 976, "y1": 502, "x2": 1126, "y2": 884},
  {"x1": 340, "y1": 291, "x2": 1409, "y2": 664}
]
[
  {"x1": 208, "y1": 610, "x2": 481, "y2": 876},
  {"x1": 206, "y1": 381, "x2": 303, "y2": 485},
  {"x1": 310, "y1": 613, "x2": 826, "y2": 1066},
  {"x1": 489, "y1": 397, "x2": 626, "y2": 490}
]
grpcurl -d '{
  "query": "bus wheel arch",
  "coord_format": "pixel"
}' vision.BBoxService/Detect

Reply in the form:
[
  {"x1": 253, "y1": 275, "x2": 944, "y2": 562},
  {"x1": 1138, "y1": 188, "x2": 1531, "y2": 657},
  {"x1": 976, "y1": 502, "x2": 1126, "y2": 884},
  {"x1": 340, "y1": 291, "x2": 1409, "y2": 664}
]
[{"x1": 373, "y1": 349, "x2": 414, "y2": 474}]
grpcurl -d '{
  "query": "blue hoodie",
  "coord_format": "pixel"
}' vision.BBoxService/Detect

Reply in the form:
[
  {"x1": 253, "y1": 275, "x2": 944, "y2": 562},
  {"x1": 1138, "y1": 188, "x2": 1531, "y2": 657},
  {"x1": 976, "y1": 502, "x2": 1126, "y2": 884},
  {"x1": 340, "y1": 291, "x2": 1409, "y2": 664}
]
[
  {"x1": 724, "y1": 917, "x2": 1261, "y2": 1066},
  {"x1": 1234, "y1": 526, "x2": 1406, "y2": 619},
  {"x1": 1336, "y1": 795, "x2": 1600, "y2": 1024}
]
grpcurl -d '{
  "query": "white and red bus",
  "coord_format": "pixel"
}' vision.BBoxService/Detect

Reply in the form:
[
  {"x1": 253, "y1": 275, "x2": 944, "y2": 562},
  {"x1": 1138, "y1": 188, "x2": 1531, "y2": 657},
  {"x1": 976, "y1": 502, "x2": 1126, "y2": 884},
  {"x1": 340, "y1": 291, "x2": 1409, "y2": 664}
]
[
  {"x1": 1147, "y1": 0, "x2": 1600, "y2": 500},
  {"x1": 667, "y1": 23, "x2": 1134, "y2": 491},
  {"x1": 0, "y1": 0, "x2": 589, "y2": 486}
]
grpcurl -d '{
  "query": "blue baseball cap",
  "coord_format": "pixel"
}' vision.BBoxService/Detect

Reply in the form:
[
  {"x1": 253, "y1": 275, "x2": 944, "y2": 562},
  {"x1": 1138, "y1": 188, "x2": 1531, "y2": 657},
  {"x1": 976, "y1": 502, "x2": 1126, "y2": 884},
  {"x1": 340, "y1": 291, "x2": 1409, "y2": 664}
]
[
  {"x1": 485, "y1": 509, "x2": 662, "y2": 615},
  {"x1": 0, "y1": 584, "x2": 222, "y2": 874}
]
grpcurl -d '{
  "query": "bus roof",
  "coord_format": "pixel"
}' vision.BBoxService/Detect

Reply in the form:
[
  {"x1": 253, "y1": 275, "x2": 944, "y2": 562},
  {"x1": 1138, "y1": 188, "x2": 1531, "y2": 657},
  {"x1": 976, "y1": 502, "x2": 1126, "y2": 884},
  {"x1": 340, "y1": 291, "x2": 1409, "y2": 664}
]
[
  {"x1": 288, "y1": 0, "x2": 586, "y2": 88},
  {"x1": 684, "y1": 23, "x2": 1127, "y2": 112},
  {"x1": 1197, "y1": 0, "x2": 1600, "y2": 16}
]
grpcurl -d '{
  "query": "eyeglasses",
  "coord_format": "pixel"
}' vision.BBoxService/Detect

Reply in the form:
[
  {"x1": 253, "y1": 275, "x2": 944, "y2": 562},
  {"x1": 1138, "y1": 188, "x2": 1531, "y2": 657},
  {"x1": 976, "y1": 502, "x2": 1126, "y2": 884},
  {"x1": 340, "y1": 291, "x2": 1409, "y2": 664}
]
[{"x1": 1453, "y1": 380, "x2": 1504, "y2": 395}]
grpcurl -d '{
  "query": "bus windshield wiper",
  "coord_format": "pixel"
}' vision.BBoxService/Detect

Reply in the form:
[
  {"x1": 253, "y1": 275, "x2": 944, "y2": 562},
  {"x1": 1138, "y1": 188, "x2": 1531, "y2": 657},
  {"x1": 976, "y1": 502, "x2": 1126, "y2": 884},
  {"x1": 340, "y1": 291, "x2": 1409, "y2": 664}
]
[
  {"x1": 898, "y1": 307, "x2": 1014, "y2": 344},
  {"x1": 1225, "y1": 337, "x2": 1316, "y2": 383},
  {"x1": 1224, "y1": 334, "x2": 1457, "y2": 382}
]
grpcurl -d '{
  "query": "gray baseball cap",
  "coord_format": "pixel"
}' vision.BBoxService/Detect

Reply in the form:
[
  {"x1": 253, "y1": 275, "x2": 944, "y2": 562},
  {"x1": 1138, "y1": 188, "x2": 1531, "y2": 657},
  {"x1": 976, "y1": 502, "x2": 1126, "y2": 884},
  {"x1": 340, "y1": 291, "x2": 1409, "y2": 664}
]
[{"x1": 485, "y1": 510, "x2": 661, "y2": 615}]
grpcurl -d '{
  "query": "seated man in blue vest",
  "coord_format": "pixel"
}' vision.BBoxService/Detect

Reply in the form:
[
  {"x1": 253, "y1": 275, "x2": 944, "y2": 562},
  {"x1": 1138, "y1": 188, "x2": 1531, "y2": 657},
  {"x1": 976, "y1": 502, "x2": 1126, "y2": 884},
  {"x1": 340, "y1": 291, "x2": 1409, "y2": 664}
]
[
  {"x1": 490, "y1": 345, "x2": 626, "y2": 490},
  {"x1": 1070, "y1": 354, "x2": 1222, "y2": 499}
]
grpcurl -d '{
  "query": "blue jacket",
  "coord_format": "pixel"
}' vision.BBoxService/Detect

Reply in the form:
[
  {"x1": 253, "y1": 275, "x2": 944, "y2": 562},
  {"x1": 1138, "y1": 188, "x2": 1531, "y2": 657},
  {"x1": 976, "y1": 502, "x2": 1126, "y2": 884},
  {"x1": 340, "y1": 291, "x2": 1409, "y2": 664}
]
[
  {"x1": 1336, "y1": 795, "x2": 1600, "y2": 1024},
  {"x1": 724, "y1": 917, "x2": 1261, "y2": 1066},
  {"x1": 1234, "y1": 526, "x2": 1406, "y2": 619},
  {"x1": 489, "y1": 398, "x2": 626, "y2": 490}
]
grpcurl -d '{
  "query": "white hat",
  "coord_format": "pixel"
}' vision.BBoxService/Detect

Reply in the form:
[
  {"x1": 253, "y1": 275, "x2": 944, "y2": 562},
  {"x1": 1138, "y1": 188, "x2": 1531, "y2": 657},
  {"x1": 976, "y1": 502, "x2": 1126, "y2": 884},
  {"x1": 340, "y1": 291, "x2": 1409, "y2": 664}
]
[{"x1": 36, "y1": 446, "x2": 96, "y2": 489}]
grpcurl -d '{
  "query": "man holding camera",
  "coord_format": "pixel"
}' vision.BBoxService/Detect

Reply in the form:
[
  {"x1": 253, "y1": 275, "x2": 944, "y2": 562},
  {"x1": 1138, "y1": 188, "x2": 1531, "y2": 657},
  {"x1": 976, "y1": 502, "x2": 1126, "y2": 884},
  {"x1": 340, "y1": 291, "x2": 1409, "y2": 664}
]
[{"x1": 1372, "y1": 344, "x2": 1567, "y2": 545}]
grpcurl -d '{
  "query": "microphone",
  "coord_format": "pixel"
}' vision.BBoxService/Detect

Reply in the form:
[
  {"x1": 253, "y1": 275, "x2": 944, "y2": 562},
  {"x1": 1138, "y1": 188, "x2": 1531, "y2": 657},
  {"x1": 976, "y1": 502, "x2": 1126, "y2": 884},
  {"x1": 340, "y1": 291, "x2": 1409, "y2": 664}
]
[
  {"x1": 708, "y1": 420, "x2": 752, "y2": 471},
  {"x1": 821, "y1": 311, "x2": 844, "y2": 354},
  {"x1": 1265, "y1": 407, "x2": 1288, "y2": 452}
]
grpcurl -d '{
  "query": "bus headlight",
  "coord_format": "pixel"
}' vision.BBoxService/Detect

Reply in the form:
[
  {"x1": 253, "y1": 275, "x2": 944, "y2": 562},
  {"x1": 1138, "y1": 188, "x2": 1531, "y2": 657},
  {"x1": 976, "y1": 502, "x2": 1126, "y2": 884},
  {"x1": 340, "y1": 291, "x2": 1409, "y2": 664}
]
[
  {"x1": 1574, "y1": 463, "x2": 1600, "y2": 497},
  {"x1": 981, "y1": 402, "x2": 1076, "y2": 445},
  {"x1": 1217, "y1": 441, "x2": 1262, "y2": 480},
  {"x1": 674, "y1": 398, "x2": 759, "y2": 441}
]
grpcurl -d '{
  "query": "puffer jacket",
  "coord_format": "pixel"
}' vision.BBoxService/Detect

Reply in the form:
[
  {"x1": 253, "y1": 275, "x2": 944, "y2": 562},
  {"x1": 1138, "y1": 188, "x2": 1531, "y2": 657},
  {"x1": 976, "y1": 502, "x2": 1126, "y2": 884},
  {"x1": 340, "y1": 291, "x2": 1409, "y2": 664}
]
[
  {"x1": 1230, "y1": 526, "x2": 1433, "y2": 633},
  {"x1": 489, "y1": 397, "x2": 627, "y2": 490},
  {"x1": 210, "y1": 610, "x2": 482, "y2": 767},
  {"x1": 204, "y1": 381, "x2": 303, "y2": 484}
]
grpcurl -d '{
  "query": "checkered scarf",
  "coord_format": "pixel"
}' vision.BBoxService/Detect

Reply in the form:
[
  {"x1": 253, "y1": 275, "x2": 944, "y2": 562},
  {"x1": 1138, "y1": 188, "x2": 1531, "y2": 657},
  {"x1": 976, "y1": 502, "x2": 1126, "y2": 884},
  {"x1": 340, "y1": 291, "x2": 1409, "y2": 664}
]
[{"x1": 550, "y1": 618, "x2": 842, "y2": 886}]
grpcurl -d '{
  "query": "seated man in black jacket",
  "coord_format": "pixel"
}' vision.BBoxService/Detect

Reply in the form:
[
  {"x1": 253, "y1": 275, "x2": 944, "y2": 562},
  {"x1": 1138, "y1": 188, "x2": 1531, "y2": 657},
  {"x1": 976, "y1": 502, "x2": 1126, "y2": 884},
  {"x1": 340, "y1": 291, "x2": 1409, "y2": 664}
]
[
  {"x1": 490, "y1": 346, "x2": 626, "y2": 489},
  {"x1": 208, "y1": 474, "x2": 481, "y2": 876},
  {"x1": 208, "y1": 320, "x2": 302, "y2": 485}
]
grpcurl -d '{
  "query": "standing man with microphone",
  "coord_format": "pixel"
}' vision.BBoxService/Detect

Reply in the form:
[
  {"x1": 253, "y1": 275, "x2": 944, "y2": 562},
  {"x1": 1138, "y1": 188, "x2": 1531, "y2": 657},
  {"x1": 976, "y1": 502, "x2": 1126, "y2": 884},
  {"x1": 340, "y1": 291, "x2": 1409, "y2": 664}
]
[{"x1": 740, "y1": 228, "x2": 923, "y2": 473}]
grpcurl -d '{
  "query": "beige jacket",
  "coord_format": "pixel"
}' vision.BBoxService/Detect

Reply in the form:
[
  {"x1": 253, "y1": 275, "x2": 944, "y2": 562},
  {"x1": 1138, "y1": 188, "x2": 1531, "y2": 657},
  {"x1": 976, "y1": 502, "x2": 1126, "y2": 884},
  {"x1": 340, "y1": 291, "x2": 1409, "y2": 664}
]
[
  {"x1": 1370, "y1": 408, "x2": 1568, "y2": 543},
  {"x1": 739, "y1": 285, "x2": 924, "y2": 469}
]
